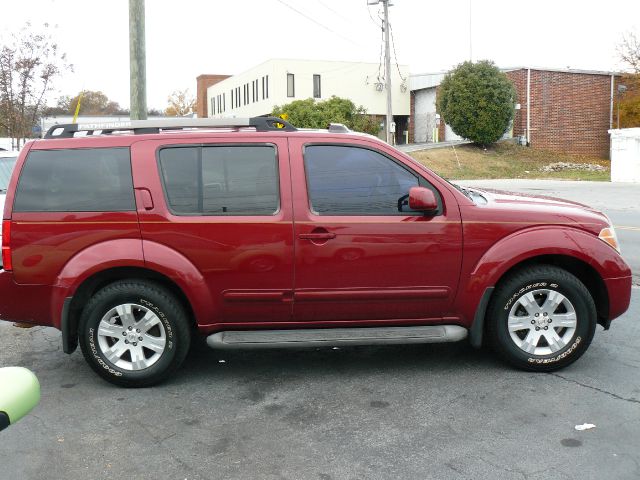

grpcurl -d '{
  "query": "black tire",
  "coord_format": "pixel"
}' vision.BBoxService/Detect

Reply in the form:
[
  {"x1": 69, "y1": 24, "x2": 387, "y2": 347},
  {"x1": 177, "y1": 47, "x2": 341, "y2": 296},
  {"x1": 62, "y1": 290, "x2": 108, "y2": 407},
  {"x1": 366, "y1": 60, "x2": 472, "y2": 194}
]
[
  {"x1": 78, "y1": 280, "x2": 191, "y2": 387},
  {"x1": 486, "y1": 265, "x2": 596, "y2": 372}
]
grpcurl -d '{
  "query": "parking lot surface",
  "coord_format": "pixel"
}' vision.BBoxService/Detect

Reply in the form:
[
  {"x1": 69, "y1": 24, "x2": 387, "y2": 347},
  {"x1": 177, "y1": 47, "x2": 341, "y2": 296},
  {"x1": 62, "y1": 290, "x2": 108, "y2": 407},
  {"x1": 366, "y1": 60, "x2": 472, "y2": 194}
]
[{"x1": 1, "y1": 180, "x2": 639, "y2": 480}]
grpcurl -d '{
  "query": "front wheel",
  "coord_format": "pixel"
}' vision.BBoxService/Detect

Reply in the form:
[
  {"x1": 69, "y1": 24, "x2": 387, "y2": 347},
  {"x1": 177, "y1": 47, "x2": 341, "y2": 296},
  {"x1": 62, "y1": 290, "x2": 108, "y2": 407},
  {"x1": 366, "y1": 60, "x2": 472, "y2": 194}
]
[
  {"x1": 486, "y1": 265, "x2": 597, "y2": 371},
  {"x1": 79, "y1": 280, "x2": 191, "y2": 387}
]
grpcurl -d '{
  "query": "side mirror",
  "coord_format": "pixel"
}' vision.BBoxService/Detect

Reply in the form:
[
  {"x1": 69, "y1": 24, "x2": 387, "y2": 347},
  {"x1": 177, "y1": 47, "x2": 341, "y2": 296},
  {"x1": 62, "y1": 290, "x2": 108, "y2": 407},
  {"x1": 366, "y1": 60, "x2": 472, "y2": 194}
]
[
  {"x1": 409, "y1": 186, "x2": 438, "y2": 212},
  {"x1": 0, "y1": 367, "x2": 40, "y2": 432}
]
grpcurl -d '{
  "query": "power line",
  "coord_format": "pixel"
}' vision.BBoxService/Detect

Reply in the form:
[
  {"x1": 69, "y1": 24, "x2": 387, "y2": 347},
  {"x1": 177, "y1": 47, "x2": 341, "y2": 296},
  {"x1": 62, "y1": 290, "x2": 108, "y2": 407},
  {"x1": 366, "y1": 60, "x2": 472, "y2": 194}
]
[
  {"x1": 317, "y1": 0, "x2": 352, "y2": 24},
  {"x1": 366, "y1": 3, "x2": 382, "y2": 28},
  {"x1": 377, "y1": 18, "x2": 385, "y2": 83},
  {"x1": 274, "y1": 0, "x2": 365, "y2": 48},
  {"x1": 389, "y1": 23, "x2": 407, "y2": 85}
]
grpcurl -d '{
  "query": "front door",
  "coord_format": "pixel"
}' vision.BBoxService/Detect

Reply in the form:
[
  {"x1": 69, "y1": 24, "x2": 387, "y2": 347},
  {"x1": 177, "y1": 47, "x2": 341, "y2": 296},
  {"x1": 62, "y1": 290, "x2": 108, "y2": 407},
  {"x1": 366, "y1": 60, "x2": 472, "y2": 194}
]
[{"x1": 288, "y1": 139, "x2": 462, "y2": 323}]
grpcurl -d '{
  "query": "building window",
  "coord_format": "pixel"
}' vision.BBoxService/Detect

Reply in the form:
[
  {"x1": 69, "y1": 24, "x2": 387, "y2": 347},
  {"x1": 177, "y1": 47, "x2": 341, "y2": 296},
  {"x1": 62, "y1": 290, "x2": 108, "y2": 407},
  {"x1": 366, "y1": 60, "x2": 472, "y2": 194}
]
[
  {"x1": 287, "y1": 73, "x2": 295, "y2": 97},
  {"x1": 265, "y1": 75, "x2": 269, "y2": 99},
  {"x1": 223, "y1": 93, "x2": 226, "y2": 112},
  {"x1": 313, "y1": 74, "x2": 321, "y2": 98},
  {"x1": 230, "y1": 90, "x2": 234, "y2": 109},
  {"x1": 236, "y1": 87, "x2": 240, "y2": 108},
  {"x1": 262, "y1": 76, "x2": 265, "y2": 100},
  {"x1": 210, "y1": 97, "x2": 215, "y2": 116}
]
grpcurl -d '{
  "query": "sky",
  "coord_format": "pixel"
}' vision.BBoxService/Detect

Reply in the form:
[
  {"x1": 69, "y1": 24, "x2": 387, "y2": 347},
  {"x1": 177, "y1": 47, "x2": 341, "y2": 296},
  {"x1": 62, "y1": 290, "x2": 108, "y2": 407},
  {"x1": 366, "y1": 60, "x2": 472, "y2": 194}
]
[{"x1": 1, "y1": 0, "x2": 639, "y2": 111}]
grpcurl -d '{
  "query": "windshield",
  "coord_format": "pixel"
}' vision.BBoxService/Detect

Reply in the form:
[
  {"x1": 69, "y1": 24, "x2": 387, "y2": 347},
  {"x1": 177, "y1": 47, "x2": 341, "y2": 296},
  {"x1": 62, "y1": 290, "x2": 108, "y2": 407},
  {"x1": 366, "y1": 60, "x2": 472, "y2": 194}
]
[{"x1": 0, "y1": 155, "x2": 17, "y2": 191}]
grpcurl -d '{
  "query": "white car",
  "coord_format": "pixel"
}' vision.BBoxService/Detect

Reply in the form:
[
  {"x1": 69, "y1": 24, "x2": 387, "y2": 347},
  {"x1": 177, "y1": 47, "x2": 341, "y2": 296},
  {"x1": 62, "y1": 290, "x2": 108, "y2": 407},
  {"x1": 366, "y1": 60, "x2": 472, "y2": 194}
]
[{"x1": 0, "y1": 151, "x2": 19, "y2": 268}]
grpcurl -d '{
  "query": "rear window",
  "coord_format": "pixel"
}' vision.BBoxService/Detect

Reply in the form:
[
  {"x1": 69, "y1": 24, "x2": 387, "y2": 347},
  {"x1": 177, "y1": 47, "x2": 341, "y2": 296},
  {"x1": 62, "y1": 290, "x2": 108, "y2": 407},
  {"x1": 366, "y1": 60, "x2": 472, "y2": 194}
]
[{"x1": 13, "y1": 148, "x2": 135, "y2": 212}]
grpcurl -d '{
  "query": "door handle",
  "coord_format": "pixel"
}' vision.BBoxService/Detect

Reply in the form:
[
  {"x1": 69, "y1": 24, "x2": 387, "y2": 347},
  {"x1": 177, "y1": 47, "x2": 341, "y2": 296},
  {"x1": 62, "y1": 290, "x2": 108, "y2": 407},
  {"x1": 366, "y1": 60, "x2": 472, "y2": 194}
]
[
  {"x1": 136, "y1": 188, "x2": 154, "y2": 210},
  {"x1": 299, "y1": 232, "x2": 336, "y2": 240}
]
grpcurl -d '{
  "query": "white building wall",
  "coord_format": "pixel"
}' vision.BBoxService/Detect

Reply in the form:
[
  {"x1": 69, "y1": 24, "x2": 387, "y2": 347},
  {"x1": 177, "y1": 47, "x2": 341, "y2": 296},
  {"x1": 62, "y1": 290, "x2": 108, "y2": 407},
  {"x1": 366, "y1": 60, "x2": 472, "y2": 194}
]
[
  {"x1": 610, "y1": 128, "x2": 640, "y2": 183},
  {"x1": 412, "y1": 86, "x2": 464, "y2": 143},
  {"x1": 413, "y1": 89, "x2": 437, "y2": 143},
  {"x1": 206, "y1": 59, "x2": 410, "y2": 119},
  {"x1": 445, "y1": 124, "x2": 464, "y2": 142}
]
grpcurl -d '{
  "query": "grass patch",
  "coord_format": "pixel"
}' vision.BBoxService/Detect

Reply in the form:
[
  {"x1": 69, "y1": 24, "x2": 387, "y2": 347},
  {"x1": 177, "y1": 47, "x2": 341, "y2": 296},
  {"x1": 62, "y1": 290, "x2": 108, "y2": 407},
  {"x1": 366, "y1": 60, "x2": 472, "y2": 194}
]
[{"x1": 409, "y1": 142, "x2": 611, "y2": 181}]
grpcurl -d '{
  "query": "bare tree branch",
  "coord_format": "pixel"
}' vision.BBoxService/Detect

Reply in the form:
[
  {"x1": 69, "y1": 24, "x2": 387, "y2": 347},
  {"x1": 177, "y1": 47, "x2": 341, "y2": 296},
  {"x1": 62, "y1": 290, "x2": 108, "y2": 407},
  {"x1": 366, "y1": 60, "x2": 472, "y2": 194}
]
[
  {"x1": 618, "y1": 31, "x2": 640, "y2": 73},
  {"x1": 0, "y1": 23, "x2": 70, "y2": 148}
]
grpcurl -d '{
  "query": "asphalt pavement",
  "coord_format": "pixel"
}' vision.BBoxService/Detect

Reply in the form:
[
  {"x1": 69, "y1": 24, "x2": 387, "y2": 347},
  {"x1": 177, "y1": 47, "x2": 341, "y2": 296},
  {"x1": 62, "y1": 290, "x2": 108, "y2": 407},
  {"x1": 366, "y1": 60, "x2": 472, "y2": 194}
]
[{"x1": 1, "y1": 180, "x2": 639, "y2": 480}]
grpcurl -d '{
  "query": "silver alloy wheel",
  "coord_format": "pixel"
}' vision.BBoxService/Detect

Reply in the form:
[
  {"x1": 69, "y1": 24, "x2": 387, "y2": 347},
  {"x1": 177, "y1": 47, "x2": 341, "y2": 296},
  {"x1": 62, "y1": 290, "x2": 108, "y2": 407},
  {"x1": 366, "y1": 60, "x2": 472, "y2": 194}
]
[
  {"x1": 507, "y1": 289, "x2": 578, "y2": 356},
  {"x1": 96, "y1": 303, "x2": 167, "y2": 371}
]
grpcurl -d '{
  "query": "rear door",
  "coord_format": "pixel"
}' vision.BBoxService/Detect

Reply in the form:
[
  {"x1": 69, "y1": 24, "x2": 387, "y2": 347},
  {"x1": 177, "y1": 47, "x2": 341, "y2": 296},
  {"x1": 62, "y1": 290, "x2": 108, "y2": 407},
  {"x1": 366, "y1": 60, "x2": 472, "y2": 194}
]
[
  {"x1": 132, "y1": 136, "x2": 294, "y2": 328},
  {"x1": 9, "y1": 145, "x2": 141, "y2": 285},
  {"x1": 289, "y1": 138, "x2": 463, "y2": 323}
]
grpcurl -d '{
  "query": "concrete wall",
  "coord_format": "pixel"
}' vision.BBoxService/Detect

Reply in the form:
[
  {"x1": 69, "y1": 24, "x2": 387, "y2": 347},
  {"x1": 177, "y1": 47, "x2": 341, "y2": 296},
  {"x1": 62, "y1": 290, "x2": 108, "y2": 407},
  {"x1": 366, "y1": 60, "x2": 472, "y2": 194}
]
[{"x1": 206, "y1": 59, "x2": 410, "y2": 118}]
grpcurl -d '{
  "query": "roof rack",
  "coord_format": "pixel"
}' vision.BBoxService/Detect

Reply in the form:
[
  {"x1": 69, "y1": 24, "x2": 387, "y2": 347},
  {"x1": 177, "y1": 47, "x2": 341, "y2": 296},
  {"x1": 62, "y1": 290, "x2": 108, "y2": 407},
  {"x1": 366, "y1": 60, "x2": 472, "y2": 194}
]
[
  {"x1": 44, "y1": 116, "x2": 297, "y2": 139},
  {"x1": 327, "y1": 123, "x2": 350, "y2": 133}
]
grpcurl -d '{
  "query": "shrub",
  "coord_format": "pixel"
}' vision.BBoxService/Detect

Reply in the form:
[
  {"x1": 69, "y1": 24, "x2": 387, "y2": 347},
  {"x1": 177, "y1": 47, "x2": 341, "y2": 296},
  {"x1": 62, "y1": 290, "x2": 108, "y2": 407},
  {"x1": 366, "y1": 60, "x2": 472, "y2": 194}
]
[
  {"x1": 272, "y1": 96, "x2": 379, "y2": 135},
  {"x1": 437, "y1": 61, "x2": 515, "y2": 146}
]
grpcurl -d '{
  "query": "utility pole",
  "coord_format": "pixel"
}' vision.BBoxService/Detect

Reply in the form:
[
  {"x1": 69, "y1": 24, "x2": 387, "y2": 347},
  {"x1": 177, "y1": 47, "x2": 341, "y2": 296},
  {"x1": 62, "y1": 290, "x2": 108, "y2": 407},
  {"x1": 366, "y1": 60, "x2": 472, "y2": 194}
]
[
  {"x1": 129, "y1": 0, "x2": 147, "y2": 120},
  {"x1": 368, "y1": 0, "x2": 394, "y2": 144},
  {"x1": 382, "y1": 0, "x2": 393, "y2": 144}
]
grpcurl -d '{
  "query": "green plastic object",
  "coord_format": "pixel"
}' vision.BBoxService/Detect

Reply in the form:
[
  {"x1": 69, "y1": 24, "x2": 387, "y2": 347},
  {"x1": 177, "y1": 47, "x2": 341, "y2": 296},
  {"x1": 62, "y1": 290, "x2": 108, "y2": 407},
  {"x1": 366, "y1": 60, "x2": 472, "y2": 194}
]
[{"x1": 0, "y1": 367, "x2": 40, "y2": 428}]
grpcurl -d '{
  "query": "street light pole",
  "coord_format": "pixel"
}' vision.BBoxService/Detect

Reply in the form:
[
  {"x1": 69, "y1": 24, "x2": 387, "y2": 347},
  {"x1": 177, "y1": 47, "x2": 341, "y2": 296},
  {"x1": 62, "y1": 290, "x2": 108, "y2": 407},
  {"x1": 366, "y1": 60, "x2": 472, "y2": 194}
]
[
  {"x1": 617, "y1": 84, "x2": 627, "y2": 130},
  {"x1": 129, "y1": 0, "x2": 147, "y2": 120}
]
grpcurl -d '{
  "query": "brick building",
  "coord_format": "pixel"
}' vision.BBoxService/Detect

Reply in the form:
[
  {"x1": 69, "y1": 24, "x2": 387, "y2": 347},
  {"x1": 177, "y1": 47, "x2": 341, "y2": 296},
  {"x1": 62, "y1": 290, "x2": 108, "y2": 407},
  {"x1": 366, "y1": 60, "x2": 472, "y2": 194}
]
[
  {"x1": 410, "y1": 68, "x2": 620, "y2": 158},
  {"x1": 196, "y1": 74, "x2": 231, "y2": 118}
]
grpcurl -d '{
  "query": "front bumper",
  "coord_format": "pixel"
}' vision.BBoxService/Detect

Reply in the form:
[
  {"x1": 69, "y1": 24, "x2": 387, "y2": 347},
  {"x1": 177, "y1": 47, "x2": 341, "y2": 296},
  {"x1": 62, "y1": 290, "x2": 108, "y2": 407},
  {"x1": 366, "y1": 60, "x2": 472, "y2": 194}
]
[{"x1": 604, "y1": 275, "x2": 633, "y2": 324}]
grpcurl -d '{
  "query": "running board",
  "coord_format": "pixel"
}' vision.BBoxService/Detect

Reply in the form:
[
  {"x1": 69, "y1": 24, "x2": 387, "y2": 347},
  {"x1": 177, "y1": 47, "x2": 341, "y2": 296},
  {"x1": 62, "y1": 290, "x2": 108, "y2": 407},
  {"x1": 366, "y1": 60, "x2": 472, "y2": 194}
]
[{"x1": 206, "y1": 325, "x2": 468, "y2": 350}]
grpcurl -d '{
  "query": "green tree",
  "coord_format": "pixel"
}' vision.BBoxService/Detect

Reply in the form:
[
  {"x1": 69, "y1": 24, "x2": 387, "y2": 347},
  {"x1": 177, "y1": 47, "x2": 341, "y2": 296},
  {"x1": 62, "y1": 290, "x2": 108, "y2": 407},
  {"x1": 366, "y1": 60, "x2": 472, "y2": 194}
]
[
  {"x1": 271, "y1": 96, "x2": 379, "y2": 135},
  {"x1": 437, "y1": 60, "x2": 515, "y2": 146}
]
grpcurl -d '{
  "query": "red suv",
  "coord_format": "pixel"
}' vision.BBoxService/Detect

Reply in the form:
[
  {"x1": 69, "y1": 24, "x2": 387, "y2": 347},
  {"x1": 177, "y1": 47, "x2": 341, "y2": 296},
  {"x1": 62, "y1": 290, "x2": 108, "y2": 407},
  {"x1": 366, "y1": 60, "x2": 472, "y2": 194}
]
[{"x1": 0, "y1": 118, "x2": 632, "y2": 387}]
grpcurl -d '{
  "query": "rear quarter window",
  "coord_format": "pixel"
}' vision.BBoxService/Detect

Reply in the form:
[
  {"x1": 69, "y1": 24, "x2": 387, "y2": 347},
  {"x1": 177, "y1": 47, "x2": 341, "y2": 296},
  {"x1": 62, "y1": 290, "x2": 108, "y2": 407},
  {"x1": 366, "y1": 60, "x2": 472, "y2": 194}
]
[{"x1": 13, "y1": 147, "x2": 135, "y2": 212}]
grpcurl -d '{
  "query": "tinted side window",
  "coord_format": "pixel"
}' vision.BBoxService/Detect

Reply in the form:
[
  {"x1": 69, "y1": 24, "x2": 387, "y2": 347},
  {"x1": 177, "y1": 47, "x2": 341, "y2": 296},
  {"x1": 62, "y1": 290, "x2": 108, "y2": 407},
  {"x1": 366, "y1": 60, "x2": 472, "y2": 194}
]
[
  {"x1": 159, "y1": 145, "x2": 279, "y2": 215},
  {"x1": 14, "y1": 148, "x2": 134, "y2": 212},
  {"x1": 304, "y1": 145, "x2": 419, "y2": 215}
]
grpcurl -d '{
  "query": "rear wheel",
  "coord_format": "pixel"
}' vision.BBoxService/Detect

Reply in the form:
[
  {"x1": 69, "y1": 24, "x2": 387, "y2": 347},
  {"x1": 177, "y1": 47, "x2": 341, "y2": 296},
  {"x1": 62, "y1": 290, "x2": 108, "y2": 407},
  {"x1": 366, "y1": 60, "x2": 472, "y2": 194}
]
[
  {"x1": 79, "y1": 280, "x2": 191, "y2": 387},
  {"x1": 487, "y1": 265, "x2": 597, "y2": 371}
]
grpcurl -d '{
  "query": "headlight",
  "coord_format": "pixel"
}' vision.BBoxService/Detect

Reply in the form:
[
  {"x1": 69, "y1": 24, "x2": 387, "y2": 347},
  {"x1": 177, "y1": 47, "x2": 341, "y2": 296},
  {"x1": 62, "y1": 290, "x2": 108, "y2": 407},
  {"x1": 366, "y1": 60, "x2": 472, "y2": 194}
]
[{"x1": 598, "y1": 226, "x2": 620, "y2": 253}]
